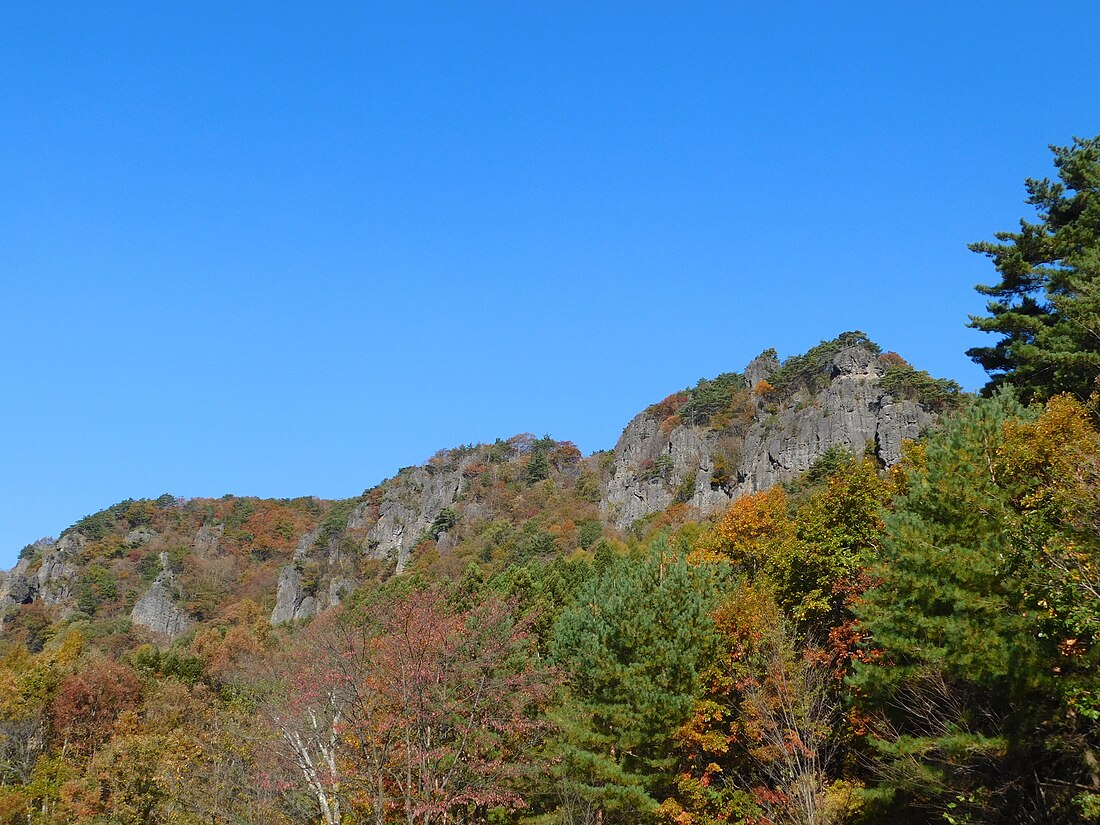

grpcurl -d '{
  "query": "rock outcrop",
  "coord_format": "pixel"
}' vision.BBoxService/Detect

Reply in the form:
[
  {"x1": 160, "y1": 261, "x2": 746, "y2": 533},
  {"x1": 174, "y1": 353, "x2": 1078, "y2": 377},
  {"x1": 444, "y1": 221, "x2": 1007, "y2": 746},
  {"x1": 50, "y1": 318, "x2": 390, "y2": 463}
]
[
  {"x1": 270, "y1": 454, "x2": 478, "y2": 624},
  {"x1": 131, "y1": 552, "x2": 190, "y2": 640},
  {"x1": 0, "y1": 534, "x2": 83, "y2": 619},
  {"x1": 271, "y1": 530, "x2": 324, "y2": 624},
  {"x1": 600, "y1": 345, "x2": 936, "y2": 530}
]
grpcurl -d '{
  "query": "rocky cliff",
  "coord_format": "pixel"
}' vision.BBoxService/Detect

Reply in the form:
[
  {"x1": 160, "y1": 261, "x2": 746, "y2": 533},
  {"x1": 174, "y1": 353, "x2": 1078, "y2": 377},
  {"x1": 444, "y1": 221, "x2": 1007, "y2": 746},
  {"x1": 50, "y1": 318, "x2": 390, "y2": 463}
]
[
  {"x1": 1, "y1": 333, "x2": 958, "y2": 633},
  {"x1": 600, "y1": 343, "x2": 940, "y2": 530}
]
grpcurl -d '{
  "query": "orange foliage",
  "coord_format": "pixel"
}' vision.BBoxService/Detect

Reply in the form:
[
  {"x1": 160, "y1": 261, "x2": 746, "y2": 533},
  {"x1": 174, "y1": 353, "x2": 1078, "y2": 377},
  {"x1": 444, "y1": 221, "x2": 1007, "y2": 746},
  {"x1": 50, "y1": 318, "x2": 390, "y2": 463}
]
[
  {"x1": 877, "y1": 351, "x2": 909, "y2": 368},
  {"x1": 659, "y1": 413, "x2": 684, "y2": 434},
  {"x1": 997, "y1": 393, "x2": 1100, "y2": 512},
  {"x1": 692, "y1": 487, "x2": 792, "y2": 567},
  {"x1": 462, "y1": 461, "x2": 488, "y2": 478},
  {"x1": 752, "y1": 379, "x2": 776, "y2": 397},
  {"x1": 550, "y1": 442, "x2": 583, "y2": 468},
  {"x1": 651, "y1": 391, "x2": 690, "y2": 421},
  {"x1": 650, "y1": 503, "x2": 695, "y2": 532}
]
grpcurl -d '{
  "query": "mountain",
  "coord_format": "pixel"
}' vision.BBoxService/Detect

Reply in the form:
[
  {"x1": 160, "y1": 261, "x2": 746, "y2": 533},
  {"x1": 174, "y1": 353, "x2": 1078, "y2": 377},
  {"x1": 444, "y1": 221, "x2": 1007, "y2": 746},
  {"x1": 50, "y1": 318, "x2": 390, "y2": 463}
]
[{"x1": 0, "y1": 332, "x2": 960, "y2": 642}]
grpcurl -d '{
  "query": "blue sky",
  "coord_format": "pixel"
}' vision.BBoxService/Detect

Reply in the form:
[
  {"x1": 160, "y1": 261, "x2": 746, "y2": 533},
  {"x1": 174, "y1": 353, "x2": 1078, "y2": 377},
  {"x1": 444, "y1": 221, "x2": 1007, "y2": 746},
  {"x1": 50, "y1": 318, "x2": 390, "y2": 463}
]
[{"x1": 2, "y1": 2, "x2": 1098, "y2": 567}]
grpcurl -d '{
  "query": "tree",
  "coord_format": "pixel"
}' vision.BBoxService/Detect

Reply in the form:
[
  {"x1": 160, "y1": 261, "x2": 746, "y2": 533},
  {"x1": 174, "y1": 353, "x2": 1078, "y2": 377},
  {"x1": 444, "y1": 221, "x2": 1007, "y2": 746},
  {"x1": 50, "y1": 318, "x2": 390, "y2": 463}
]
[
  {"x1": 526, "y1": 450, "x2": 551, "y2": 485},
  {"x1": 258, "y1": 590, "x2": 552, "y2": 825},
  {"x1": 968, "y1": 135, "x2": 1100, "y2": 401},
  {"x1": 356, "y1": 590, "x2": 552, "y2": 824},
  {"x1": 549, "y1": 540, "x2": 720, "y2": 822},
  {"x1": 50, "y1": 658, "x2": 143, "y2": 755},
  {"x1": 853, "y1": 393, "x2": 1100, "y2": 823}
]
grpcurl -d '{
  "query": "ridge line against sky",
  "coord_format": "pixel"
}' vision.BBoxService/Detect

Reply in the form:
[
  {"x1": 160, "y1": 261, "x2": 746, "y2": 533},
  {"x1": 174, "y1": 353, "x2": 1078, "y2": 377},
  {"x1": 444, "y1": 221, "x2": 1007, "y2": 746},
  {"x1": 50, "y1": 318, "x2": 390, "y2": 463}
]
[{"x1": 3, "y1": 1, "x2": 1099, "y2": 565}]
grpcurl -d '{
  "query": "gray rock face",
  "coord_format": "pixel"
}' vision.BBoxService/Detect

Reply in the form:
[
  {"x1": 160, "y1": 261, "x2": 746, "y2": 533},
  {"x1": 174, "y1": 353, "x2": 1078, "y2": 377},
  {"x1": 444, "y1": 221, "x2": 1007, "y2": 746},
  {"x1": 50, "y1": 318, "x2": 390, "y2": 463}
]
[
  {"x1": 348, "y1": 462, "x2": 469, "y2": 573},
  {"x1": 1, "y1": 573, "x2": 32, "y2": 605},
  {"x1": 744, "y1": 350, "x2": 780, "y2": 388},
  {"x1": 3, "y1": 340, "x2": 948, "y2": 636},
  {"x1": 0, "y1": 535, "x2": 82, "y2": 618},
  {"x1": 600, "y1": 346, "x2": 937, "y2": 530},
  {"x1": 131, "y1": 552, "x2": 190, "y2": 640},
  {"x1": 270, "y1": 564, "x2": 317, "y2": 625},
  {"x1": 271, "y1": 530, "x2": 322, "y2": 624},
  {"x1": 271, "y1": 452, "x2": 476, "y2": 624},
  {"x1": 193, "y1": 524, "x2": 223, "y2": 557},
  {"x1": 124, "y1": 527, "x2": 158, "y2": 546}
]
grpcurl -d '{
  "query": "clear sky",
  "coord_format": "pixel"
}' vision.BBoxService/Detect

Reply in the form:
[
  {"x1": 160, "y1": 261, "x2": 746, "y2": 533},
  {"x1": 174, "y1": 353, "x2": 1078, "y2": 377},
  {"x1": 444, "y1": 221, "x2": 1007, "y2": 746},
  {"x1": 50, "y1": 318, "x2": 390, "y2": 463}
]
[{"x1": 2, "y1": 2, "x2": 1098, "y2": 567}]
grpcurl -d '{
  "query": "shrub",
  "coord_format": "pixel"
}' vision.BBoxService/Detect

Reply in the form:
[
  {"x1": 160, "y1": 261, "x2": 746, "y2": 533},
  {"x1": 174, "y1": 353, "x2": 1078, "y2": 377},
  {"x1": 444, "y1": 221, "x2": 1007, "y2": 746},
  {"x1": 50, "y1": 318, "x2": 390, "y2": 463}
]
[
  {"x1": 681, "y1": 372, "x2": 747, "y2": 425},
  {"x1": 315, "y1": 497, "x2": 362, "y2": 550},
  {"x1": 525, "y1": 451, "x2": 550, "y2": 485},
  {"x1": 429, "y1": 507, "x2": 458, "y2": 540},
  {"x1": 674, "y1": 471, "x2": 698, "y2": 504},
  {"x1": 637, "y1": 455, "x2": 674, "y2": 483},
  {"x1": 63, "y1": 500, "x2": 136, "y2": 540},
  {"x1": 711, "y1": 454, "x2": 732, "y2": 492},
  {"x1": 577, "y1": 520, "x2": 603, "y2": 549},
  {"x1": 75, "y1": 564, "x2": 118, "y2": 615},
  {"x1": 770, "y1": 331, "x2": 881, "y2": 394},
  {"x1": 806, "y1": 445, "x2": 857, "y2": 484},
  {"x1": 879, "y1": 363, "x2": 963, "y2": 410},
  {"x1": 753, "y1": 379, "x2": 777, "y2": 397}
]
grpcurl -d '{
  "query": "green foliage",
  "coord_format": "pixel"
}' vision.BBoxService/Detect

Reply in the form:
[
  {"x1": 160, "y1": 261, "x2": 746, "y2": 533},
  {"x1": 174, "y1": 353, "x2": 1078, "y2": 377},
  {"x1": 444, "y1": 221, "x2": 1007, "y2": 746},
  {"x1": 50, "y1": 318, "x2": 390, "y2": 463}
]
[
  {"x1": 709, "y1": 453, "x2": 732, "y2": 492},
  {"x1": 75, "y1": 564, "x2": 118, "y2": 615},
  {"x1": 487, "y1": 438, "x2": 514, "y2": 464},
  {"x1": 138, "y1": 553, "x2": 162, "y2": 581},
  {"x1": 514, "y1": 521, "x2": 557, "y2": 564},
  {"x1": 638, "y1": 454, "x2": 674, "y2": 483},
  {"x1": 577, "y1": 520, "x2": 603, "y2": 549},
  {"x1": 429, "y1": 506, "x2": 458, "y2": 540},
  {"x1": 880, "y1": 363, "x2": 963, "y2": 410},
  {"x1": 525, "y1": 450, "x2": 550, "y2": 485},
  {"x1": 223, "y1": 498, "x2": 256, "y2": 529},
  {"x1": 805, "y1": 444, "x2": 857, "y2": 485},
  {"x1": 130, "y1": 644, "x2": 205, "y2": 683},
  {"x1": 968, "y1": 135, "x2": 1100, "y2": 401},
  {"x1": 165, "y1": 545, "x2": 188, "y2": 571},
  {"x1": 680, "y1": 372, "x2": 746, "y2": 425},
  {"x1": 853, "y1": 392, "x2": 1100, "y2": 822},
  {"x1": 63, "y1": 499, "x2": 136, "y2": 540},
  {"x1": 574, "y1": 470, "x2": 602, "y2": 503},
  {"x1": 549, "y1": 540, "x2": 721, "y2": 821},
  {"x1": 18, "y1": 542, "x2": 42, "y2": 562},
  {"x1": 760, "y1": 456, "x2": 887, "y2": 627},
  {"x1": 673, "y1": 471, "x2": 697, "y2": 504},
  {"x1": 770, "y1": 331, "x2": 881, "y2": 394}
]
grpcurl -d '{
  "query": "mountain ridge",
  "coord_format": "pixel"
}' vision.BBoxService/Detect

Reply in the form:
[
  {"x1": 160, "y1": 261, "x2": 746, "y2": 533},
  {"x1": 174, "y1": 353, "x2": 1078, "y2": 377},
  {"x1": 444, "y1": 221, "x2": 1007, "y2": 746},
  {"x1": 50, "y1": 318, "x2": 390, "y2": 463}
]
[{"x1": 0, "y1": 331, "x2": 960, "y2": 641}]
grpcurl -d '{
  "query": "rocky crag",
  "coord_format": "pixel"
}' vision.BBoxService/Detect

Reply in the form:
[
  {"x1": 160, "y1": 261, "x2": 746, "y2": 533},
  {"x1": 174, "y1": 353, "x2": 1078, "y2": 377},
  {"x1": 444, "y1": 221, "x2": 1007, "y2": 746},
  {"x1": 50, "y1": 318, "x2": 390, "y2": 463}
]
[
  {"x1": 600, "y1": 342, "x2": 941, "y2": 530},
  {"x1": 0, "y1": 333, "x2": 959, "y2": 634}
]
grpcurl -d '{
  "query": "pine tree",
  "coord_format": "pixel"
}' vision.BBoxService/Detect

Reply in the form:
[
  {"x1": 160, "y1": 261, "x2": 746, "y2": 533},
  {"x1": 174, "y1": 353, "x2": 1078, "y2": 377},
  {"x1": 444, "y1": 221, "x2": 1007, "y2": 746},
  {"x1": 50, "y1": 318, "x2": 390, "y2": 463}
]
[
  {"x1": 968, "y1": 135, "x2": 1100, "y2": 401},
  {"x1": 525, "y1": 449, "x2": 550, "y2": 485},
  {"x1": 853, "y1": 393, "x2": 1100, "y2": 823},
  {"x1": 548, "y1": 540, "x2": 720, "y2": 822}
]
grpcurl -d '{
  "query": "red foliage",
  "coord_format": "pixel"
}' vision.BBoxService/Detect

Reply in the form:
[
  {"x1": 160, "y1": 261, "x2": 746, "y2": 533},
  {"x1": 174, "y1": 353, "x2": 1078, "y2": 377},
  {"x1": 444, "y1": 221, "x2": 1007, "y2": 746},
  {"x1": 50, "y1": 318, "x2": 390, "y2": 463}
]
[
  {"x1": 51, "y1": 659, "x2": 143, "y2": 751},
  {"x1": 650, "y1": 391, "x2": 690, "y2": 421},
  {"x1": 265, "y1": 592, "x2": 555, "y2": 823}
]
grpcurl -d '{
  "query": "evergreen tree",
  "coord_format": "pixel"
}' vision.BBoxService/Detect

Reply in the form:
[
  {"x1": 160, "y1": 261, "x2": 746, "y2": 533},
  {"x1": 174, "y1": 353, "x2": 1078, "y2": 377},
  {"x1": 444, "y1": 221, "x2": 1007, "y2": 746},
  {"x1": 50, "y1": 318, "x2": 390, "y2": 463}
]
[
  {"x1": 853, "y1": 393, "x2": 1100, "y2": 823},
  {"x1": 968, "y1": 135, "x2": 1100, "y2": 401},
  {"x1": 525, "y1": 449, "x2": 550, "y2": 485},
  {"x1": 548, "y1": 540, "x2": 720, "y2": 822}
]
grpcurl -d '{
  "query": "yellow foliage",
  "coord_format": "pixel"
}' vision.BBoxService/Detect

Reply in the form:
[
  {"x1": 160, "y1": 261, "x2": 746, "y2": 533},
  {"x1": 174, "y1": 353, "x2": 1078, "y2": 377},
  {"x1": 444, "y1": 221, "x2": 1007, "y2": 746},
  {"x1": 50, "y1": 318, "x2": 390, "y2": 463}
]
[
  {"x1": 691, "y1": 487, "x2": 793, "y2": 568},
  {"x1": 997, "y1": 394, "x2": 1100, "y2": 513}
]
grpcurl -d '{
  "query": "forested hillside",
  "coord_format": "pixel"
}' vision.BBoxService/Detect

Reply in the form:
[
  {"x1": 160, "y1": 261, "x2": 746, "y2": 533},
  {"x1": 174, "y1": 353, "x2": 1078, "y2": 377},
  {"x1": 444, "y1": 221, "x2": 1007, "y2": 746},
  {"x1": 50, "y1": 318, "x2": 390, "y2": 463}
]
[{"x1": 0, "y1": 137, "x2": 1097, "y2": 825}]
